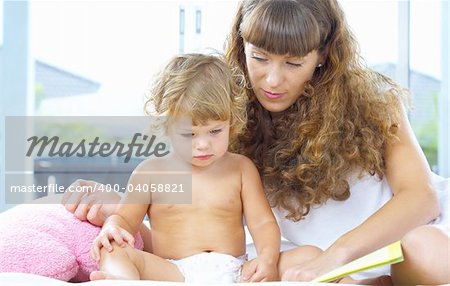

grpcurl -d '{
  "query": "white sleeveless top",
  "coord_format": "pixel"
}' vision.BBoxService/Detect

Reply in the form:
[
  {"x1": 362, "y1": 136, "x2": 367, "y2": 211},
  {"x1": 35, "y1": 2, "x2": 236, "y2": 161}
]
[{"x1": 272, "y1": 172, "x2": 449, "y2": 279}]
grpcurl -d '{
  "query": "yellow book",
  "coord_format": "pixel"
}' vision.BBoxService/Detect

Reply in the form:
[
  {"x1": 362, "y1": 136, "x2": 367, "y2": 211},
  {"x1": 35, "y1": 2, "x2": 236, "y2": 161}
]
[{"x1": 312, "y1": 241, "x2": 404, "y2": 283}]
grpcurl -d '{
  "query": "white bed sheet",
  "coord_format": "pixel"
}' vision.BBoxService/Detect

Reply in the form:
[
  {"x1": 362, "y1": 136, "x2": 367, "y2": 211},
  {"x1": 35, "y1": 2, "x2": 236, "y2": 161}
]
[{"x1": 0, "y1": 272, "x2": 347, "y2": 285}]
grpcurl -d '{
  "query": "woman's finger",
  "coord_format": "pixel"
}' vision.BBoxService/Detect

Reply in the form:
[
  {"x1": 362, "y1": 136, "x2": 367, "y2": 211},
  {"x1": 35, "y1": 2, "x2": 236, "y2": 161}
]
[
  {"x1": 63, "y1": 179, "x2": 94, "y2": 212},
  {"x1": 73, "y1": 193, "x2": 96, "y2": 221},
  {"x1": 64, "y1": 195, "x2": 85, "y2": 213},
  {"x1": 86, "y1": 204, "x2": 103, "y2": 226},
  {"x1": 62, "y1": 179, "x2": 84, "y2": 204},
  {"x1": 63, "y1": 184, "x2": 84, "y2": 209}
]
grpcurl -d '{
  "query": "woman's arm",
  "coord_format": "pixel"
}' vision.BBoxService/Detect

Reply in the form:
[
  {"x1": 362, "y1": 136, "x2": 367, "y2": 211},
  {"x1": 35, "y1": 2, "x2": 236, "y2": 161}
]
[
  {"x1": 282, "y1": 102, "x2": 440, "y2": 281},
  {"x1": 329, "y1": 103, "x2": 439, "y2": 261},
  {"x1": 62, "y1": 179, "x2": 121, "y2": 226}
]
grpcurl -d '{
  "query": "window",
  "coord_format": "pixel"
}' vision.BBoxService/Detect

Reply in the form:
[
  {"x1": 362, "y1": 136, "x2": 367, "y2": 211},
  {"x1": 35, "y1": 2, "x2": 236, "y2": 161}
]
[
  {"x1": 409, "y1": 0, "x2": 442, "y2": 171},
  {"x1": 180, "y1": 8, "x2": 185, "y2": 36},
  {"x1": 195, "y1": 9, "x2": 201, "y2": 34},
  {"x1": 341, "y1": 0, "x2": 448, "y2": 174}
]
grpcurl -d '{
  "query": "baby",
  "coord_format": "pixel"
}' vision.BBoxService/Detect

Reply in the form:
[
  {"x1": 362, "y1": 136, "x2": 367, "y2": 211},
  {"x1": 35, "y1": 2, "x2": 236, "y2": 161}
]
[{"x1": 89, "y1": 53, "x2": 281, "y2": 283}]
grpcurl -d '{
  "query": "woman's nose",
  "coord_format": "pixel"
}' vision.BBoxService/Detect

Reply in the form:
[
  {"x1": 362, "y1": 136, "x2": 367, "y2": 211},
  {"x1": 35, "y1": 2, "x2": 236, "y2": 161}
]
[{"x1": 265, "y1": 65, "x2": 283, "y2": 88}]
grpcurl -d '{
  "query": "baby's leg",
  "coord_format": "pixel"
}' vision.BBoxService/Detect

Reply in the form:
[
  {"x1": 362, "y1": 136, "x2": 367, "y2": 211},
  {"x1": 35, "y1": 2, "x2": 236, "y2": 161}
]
[{"x1": 90, "y1": 242, "x2": 183, "y2": 281}]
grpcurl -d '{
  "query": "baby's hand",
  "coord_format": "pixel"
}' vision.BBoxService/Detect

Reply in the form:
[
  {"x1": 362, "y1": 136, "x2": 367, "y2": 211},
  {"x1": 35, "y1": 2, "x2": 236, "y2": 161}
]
[
  {"x1": 240, "y1": 257, "x2": 278, "y2": 282},
  {"x1": 90, "y1": 225, "x2": 135, "y2": 262}
]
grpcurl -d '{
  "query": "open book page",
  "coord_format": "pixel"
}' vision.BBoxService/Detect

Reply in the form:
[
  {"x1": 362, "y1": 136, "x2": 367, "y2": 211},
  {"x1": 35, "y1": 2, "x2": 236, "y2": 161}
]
[{"x1": 312, "y1": 240, "x2": 403, "y2": 282}]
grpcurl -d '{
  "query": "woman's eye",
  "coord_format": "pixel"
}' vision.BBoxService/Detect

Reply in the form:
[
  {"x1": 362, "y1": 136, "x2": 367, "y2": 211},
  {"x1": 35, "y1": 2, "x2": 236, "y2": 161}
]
[
  {"x1": 181, "y1": 133, "x2": 194, "y2": 138},
  {"x1": 287, "y1": 62, "x2": 303, "y2": 67},
  {"x1": 210, "y1": 129, "x2": 222, "y2": 135}
]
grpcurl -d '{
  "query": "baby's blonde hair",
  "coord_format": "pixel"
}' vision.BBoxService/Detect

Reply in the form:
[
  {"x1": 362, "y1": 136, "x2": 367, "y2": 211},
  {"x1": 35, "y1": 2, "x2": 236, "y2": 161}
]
[{"x1": 145, "y1": 53, "x2": 247, "y2": 143}]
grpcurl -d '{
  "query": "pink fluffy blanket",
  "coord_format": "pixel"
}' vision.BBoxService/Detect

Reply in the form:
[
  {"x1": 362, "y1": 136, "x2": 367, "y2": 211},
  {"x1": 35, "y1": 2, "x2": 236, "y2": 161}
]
[{"x1": 0, "y1": 203, "x2": 143, "y2": 282}]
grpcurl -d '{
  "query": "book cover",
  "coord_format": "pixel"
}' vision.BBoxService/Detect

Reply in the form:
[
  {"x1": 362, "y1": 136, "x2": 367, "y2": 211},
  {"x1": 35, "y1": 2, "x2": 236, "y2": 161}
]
[{"x1": 312, "y1": 240, "x2": 404, "y2": 282}]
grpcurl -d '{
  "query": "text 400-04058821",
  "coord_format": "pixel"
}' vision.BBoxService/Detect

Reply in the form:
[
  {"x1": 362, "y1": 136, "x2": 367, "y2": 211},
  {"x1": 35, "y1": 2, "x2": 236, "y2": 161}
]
[{"x1": 63, "y1": 183, "x2": 186, "y2": 194}]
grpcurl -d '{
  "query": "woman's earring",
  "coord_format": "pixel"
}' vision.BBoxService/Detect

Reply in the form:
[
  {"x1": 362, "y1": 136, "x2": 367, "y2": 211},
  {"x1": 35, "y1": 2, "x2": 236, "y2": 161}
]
[{"x1": 317, "y1": 63, "x2": 323, "y2": 68}]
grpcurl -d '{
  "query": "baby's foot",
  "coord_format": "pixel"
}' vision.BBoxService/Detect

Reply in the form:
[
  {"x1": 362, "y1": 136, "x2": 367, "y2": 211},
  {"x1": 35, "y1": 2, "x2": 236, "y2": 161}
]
[{"x1": 90, "y1": 270, "x2": 116, "y2": 280}]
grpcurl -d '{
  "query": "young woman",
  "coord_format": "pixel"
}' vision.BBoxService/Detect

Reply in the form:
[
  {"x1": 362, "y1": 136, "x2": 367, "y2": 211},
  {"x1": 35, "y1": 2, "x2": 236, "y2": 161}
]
[{"x1": 225, "y1": 0, "x2": 449, "y2": 284}]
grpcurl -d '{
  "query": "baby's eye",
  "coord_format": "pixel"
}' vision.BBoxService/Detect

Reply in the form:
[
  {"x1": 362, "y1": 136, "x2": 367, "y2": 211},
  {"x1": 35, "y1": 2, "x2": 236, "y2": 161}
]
[
  {"x1": 180, "y1": 133, "x2": 194, "y2": 138},
  {"x1": 210, "y1": 129, "x2": 222, "y2": 135},
  {"x1": 252, "y1": 56, "x2": 267, "y2": 62},
  {"x1": 251, "y1": 52, "x2": 267, "y2": 62}
]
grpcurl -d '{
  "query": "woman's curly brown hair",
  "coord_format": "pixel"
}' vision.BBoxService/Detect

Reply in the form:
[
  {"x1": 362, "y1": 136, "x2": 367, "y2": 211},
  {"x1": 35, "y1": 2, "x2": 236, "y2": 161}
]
[{"x1": 225, "y1": 0, "x2": 408, "y2": 221}]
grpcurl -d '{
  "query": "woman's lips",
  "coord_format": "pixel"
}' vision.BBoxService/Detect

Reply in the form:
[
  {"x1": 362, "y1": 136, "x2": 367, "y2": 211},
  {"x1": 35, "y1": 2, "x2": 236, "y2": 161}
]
[{"x1": 263, "y1": 90, "x2": 284, "y2": 99}]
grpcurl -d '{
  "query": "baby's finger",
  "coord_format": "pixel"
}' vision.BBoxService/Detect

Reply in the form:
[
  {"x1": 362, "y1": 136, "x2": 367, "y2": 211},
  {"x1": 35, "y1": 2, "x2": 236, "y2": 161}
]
[
  {"x1": 120, "y1": 229, "x2": 135, "y2": 247},
  {"x1": 90, "y1": 246, "x2": 98, "y2": 261},
  {"x1": 249, "y1": 270, "x2": 264, "y2": 282},
  {"x1": 110, "y1": 229, "x2": 127, "y2": 247},
  {"x1": 101, "y1": 236, "x2": 113, "y2": 252},
  {"x1": 241, "y1": 273, "x2": 256, "y2": 283},
  {"x1": 240, "y1": 261, "x2": 256, "y2": 282},
  {"x1": 90, "y1": 239, "x2": 102, "y2": 261}
]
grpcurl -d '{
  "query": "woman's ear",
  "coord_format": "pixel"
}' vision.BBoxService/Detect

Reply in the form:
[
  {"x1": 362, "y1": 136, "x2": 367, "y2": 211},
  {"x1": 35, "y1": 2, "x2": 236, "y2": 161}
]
[{"x1": 318, "y1": 46, "x2": 329, "y2": 66}]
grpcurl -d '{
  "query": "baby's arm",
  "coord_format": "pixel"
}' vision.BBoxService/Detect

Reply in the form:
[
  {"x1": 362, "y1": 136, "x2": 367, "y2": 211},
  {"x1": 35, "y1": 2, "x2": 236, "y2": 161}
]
[
  {"x1": 91, "y1": 161, "x2": 153, "y2": 261},
  {"x1": 240, "y1": 156, "x2": 281, "y2": 282}
]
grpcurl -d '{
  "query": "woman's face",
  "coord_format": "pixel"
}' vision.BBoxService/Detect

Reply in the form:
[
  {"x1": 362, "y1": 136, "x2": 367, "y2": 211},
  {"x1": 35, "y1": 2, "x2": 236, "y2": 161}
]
[{"x1": 244, "y1": 42, "x2": 322, "y2": 114}]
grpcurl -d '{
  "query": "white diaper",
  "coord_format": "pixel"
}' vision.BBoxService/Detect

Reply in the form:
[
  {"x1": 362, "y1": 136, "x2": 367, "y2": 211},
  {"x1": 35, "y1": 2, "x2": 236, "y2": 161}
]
[{"x1": 167, "y1": 252, "x2": 247, "y2": 283}]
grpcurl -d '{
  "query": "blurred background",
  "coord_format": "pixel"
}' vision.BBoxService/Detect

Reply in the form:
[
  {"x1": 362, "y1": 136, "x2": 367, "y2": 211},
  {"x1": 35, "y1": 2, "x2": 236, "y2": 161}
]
[{"x1": 0, "y1": 0, "x2": 448, "y2": 212}]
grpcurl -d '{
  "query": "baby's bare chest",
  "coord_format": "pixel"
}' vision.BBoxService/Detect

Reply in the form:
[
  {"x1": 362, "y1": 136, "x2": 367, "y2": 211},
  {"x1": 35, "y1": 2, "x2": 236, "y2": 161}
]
[{"x1": 150, "y1": 170, "x2": 242, "y2": 217}]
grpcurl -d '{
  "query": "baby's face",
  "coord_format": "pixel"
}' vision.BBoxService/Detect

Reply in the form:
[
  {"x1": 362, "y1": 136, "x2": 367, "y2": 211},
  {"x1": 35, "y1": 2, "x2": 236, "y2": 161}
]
[{"x1": 169, "y1": 119, "x2": 230, "y2": 168}]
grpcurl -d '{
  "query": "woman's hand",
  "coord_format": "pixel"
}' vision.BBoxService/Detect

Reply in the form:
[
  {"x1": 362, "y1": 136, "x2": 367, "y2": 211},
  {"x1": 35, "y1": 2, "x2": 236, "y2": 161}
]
[
  {"x1": 279, "y1": 249, "x2": 395, "y2": 285},
  {"x1": 240, "y1": 257, "x2": 278, "y2": 282},
  {"x1": 281, "y1": 249, "x2": 345, "y2": 281},
  {"x1": 62, "y1": 179, "x2": 121, "y2": 226},
  {"x1": 90, "y1": 224, "x2": 135, "y2": 261}
]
